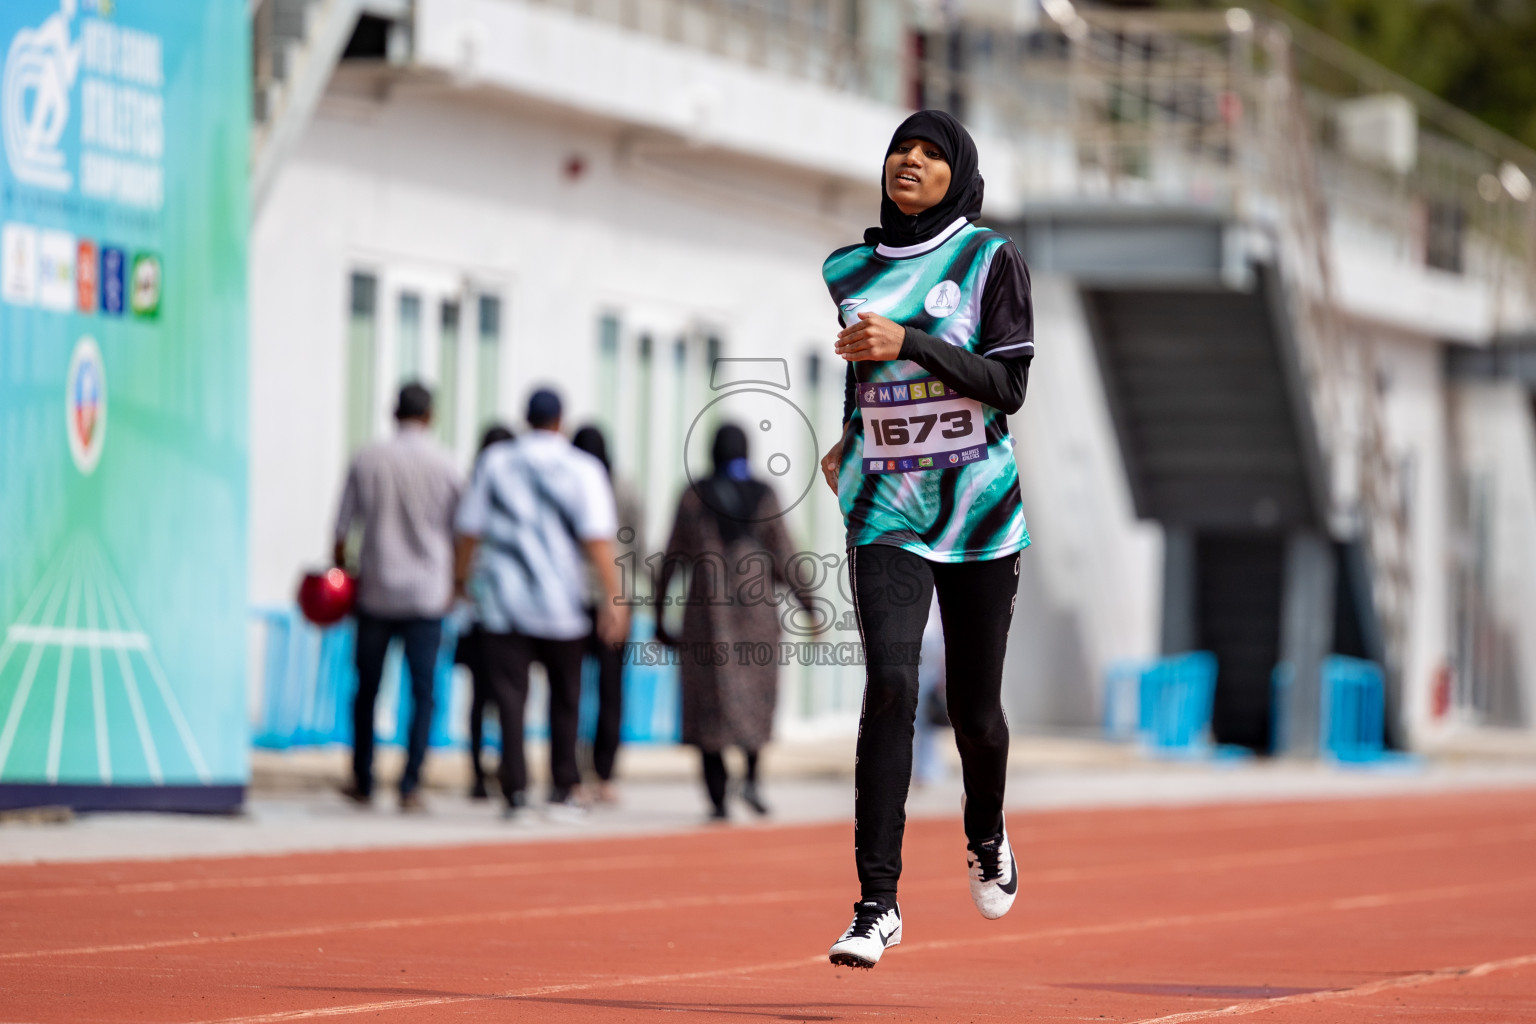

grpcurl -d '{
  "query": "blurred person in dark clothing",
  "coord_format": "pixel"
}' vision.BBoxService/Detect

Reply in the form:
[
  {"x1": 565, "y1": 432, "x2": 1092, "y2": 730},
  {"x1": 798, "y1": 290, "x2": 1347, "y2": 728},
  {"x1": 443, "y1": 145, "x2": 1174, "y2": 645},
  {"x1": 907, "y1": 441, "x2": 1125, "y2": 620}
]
[
  {"x1": 457, "y1": 423, "x2": 515, "y2": 800},
  {"x1": 332, "y1": 382, "x2": 464, "y2": 812},
  {"x1": 655, "y1": 423, "x2": 817, "y2": 820},
  {"x1": 571, "y1": 424, "x2": 644, "y2": 804}
]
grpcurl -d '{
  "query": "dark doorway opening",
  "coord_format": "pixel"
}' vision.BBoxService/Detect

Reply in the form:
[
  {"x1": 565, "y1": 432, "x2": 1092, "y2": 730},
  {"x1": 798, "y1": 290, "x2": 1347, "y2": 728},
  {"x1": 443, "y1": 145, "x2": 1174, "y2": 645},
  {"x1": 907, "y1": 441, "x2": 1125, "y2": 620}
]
[{"x1": 1195, "y1": 534, "x2": 1284, "y2": 752}]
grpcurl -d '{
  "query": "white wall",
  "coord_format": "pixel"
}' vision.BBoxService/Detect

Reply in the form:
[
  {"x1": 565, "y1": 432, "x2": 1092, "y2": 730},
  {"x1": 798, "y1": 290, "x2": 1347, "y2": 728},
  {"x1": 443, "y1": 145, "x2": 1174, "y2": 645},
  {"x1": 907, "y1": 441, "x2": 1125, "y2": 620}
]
[
  {"x1": 1447, "y1": 381, "x2": 1536, "y2": 730},
  {"x1": 1372, "y1": 325, "x2": 1452, "y2": 743}
]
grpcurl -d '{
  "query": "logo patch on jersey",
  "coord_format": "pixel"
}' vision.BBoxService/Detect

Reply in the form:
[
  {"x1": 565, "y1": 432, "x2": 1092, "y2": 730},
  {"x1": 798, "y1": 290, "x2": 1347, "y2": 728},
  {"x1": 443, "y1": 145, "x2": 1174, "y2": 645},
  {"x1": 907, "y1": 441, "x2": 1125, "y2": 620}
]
[
  {"x1": 918, "y1": 457, "x2": 933, "y2": 468},
  {"x1": 924, "y1": 280, "x2": 962, "y2": 318},
  {"x1": 863, "y1": 387, "x2": 877, "y2": 403},
  {"x1": 929, "y1": 382, "x2": 945, "y2": 396},
  {"x1": 949, "y1": 453, "x2": 960, "y2": 464},
  {"x1": 910, "y1": 383, "x2": 927, "y2": 400},
  {"x1": 891, "y1": 384, "x2": 909, "y2": 402},
  {"x1": 839, "y1": 297, "x2": 867, "y2": 312},
  {"x1": 876, "y1": 387, "x2": 891, "y2": 403}
]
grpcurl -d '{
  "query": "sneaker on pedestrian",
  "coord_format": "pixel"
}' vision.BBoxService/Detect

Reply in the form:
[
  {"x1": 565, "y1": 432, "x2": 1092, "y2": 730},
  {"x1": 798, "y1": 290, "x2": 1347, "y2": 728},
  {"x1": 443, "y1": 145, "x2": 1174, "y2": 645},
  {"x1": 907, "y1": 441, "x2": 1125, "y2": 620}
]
[
  {"x1": 339, "y1": 783, "x2": 372, "y2": 807},
  {"x1": 828, "y1": 899, "x2": 901, "y2": 969},
  {"x1": 966, "y1": 820, "x2": 1018, "y2": 920},
  {"x1": 544, "y1": 796, "x2": 589, "y2": 825},
  {"x1": 399, "y1": 790, "x2": 426, "y2": 814},
  {"x1": 469, "y1": 778, "x2": 489, "y2": 801}
]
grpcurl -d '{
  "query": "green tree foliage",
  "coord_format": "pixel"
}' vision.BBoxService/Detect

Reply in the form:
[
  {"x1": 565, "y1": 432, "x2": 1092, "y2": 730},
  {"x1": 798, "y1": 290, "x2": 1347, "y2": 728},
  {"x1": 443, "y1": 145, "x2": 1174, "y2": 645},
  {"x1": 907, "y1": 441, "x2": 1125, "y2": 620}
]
[{"x1": 1107, "y1": 0, "x2": 1536, "y2": 149}]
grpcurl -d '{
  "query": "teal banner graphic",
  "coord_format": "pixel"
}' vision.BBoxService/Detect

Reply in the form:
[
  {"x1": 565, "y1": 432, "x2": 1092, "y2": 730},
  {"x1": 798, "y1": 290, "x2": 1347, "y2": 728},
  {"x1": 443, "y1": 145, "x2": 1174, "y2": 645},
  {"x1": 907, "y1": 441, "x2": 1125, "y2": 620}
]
[{"x1": 0, "y1": 0, "x2": 248, "y2": 810}]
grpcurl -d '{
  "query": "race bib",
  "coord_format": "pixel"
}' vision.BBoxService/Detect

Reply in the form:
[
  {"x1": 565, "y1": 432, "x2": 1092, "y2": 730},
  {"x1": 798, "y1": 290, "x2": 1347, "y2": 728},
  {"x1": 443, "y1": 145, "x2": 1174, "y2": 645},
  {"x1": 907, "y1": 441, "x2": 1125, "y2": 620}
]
[{"x1": 858, "y1": 377, "x2": 989, "y2": 474}]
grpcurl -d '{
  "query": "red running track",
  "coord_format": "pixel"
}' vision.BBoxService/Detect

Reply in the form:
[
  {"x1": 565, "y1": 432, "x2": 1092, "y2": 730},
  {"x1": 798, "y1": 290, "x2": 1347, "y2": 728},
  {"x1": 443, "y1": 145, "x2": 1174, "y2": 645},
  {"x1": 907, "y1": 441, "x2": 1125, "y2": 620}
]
[{"x1": 4, "y1": 788, "x2": 1536, "y2": 1022}]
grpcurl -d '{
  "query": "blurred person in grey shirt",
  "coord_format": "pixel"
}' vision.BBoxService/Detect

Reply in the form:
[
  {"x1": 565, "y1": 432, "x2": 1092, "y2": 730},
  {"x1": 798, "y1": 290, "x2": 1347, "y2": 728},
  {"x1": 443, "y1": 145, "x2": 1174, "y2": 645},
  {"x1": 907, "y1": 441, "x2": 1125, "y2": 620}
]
[
  {"x1": 332, "y1": 382, "x2": 464, "y2": 812},
  {"x1": 454, "y1": 388, "x2": 628, "y2": 820}
]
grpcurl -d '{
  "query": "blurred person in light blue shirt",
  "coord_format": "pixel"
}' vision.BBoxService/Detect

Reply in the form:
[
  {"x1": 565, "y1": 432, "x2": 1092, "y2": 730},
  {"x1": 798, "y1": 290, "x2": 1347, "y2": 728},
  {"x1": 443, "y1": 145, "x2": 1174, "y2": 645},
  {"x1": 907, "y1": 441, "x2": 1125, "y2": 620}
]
[{"x1": 453, "y1": 388, "x2": 628, "y2": 820}]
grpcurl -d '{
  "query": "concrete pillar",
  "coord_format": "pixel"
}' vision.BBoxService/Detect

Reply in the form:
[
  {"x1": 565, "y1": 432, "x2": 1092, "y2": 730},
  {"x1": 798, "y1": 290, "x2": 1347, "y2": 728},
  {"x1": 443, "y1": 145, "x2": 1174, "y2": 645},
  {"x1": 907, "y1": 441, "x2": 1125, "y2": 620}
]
[
  {"x1": 1161, "y1": 527, "x2": 1197, "y2": 653},
  {"x1": 1278, "y1": 531, "x2": 1336, "y2": 755}
]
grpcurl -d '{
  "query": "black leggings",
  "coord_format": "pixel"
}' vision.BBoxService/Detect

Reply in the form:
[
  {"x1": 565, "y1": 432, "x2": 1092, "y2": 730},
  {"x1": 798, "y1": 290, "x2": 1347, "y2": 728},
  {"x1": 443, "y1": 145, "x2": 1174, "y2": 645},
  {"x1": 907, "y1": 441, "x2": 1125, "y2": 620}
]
[
  {"x1": 701, "y1": 748, "x2": 759, "y2": 812},
  {"x1": 850, "y1": 543, "x2": 1020, "y2": 900}
]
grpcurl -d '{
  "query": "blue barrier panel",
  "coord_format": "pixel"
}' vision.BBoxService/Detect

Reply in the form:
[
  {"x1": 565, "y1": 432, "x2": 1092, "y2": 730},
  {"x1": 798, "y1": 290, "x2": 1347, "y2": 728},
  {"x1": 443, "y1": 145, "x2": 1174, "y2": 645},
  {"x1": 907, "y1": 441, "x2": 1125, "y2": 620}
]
[
  {"x1": 1101, "y1": 653, "x2": 1219, "y2": 754},
  {"x1": 1321, "y1": 655, "x2": 1386, "y2": 763},
  {"x1": 1140, "y1": 652, "x2": 1218, "y2": 751},
  {"x1": 253, "y1": 608, "x2": 681, "y2": 750}
]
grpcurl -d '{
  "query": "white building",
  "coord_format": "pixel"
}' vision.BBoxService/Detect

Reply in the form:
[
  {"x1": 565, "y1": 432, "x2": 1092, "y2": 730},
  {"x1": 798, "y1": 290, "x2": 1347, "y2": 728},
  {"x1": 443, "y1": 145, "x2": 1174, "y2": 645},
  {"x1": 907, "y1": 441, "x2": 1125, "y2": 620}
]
[{"x1": 249, "y1": 0, "x2": 1536, "y2": 750}]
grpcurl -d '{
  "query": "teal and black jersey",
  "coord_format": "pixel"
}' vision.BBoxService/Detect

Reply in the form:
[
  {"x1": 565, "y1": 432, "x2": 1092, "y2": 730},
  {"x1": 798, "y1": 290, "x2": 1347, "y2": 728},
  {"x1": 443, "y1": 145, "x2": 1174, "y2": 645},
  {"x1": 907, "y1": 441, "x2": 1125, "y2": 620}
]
[{"x1": 824, "y1": 218, "x2": 1031, "y2": 563}]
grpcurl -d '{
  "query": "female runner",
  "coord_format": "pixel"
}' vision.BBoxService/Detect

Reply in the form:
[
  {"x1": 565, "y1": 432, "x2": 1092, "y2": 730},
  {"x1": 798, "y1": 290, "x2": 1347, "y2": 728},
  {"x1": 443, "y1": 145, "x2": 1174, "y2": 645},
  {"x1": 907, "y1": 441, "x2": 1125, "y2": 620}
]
[{"x1": 821, "y1": 110, "x2": 1034, "y2": 969}]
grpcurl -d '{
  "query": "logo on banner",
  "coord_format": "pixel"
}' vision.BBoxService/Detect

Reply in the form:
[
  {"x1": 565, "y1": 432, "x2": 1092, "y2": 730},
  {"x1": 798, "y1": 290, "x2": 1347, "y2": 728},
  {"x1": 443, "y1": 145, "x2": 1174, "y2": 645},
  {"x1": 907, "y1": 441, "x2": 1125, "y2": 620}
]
[
  {"x1": 76, "y1": 237, "x2": 97, "y2": 311},
  {"x1": 2, "y1": 222, "x2": 40, "y2": 304},
  {"x1": 3, "y1": 0, "x2": 81, "y2": 192},
  {"x1": 129, "y1": 251, "x2": 160, "y2": 317},
  {"x1": 66, "y1": 335, "x2": 106, "y2": 473},
  {"x1": 924, "y1": 280, "x2": 961, "y2": 318},
  {"x1": 37, "y1": 229, "x2": 75, "y2": 310}
]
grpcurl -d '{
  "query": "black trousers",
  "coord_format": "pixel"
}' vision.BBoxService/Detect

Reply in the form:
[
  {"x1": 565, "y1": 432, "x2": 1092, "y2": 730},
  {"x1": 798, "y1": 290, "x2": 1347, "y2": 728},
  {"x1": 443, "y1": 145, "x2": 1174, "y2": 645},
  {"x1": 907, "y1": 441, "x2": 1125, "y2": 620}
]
[
  {"x1": 481, "y1": 631, "x2": 586, "y2": 804},
  {"x1": 352, "y1": 613, "x2": 443, "y2": 797},
  {"x1": 458, "y1": 626, "x2": 496, "y2": 786},
  {"x1": 585, "y1": 607, "x2": 624, "y2": 782},
  {"x1": 849, "y1": 543, "x2": 1020, "y2": 899}
]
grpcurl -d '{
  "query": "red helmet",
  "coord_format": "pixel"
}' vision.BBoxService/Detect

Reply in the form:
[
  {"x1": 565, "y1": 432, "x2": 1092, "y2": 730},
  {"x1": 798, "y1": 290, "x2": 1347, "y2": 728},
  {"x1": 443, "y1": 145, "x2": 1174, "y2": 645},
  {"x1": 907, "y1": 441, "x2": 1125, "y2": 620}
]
[{"x1": 297, "y1": 568, "x2": 356, "y2": 627}]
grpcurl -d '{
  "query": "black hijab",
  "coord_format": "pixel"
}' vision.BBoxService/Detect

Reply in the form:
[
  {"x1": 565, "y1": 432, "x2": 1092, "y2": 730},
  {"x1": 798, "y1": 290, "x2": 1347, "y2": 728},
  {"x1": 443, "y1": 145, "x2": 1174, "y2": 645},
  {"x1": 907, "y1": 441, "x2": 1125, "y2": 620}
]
[
  {"x1": 696, "y1": 423, "x2": 769, "y2": 545},
  {"x1": 866, "y1": 109, "x2": 985, "y2": 248}
]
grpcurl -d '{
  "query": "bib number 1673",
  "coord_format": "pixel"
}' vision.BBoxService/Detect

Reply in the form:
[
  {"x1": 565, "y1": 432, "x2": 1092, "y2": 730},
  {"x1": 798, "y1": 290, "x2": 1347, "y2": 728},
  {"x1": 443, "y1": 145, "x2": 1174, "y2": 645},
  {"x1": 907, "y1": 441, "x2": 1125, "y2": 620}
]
[{"x1": 867, "y1": 409, "x2": 974, "y2": 446}]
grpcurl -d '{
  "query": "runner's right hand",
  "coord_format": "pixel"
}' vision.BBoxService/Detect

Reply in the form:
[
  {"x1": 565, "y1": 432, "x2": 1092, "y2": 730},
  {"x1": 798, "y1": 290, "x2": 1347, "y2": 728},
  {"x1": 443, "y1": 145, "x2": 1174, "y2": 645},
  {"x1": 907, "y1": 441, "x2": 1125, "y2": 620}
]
[{"x1": 820, "y1": 441, "x2": 842, "y2": 495}]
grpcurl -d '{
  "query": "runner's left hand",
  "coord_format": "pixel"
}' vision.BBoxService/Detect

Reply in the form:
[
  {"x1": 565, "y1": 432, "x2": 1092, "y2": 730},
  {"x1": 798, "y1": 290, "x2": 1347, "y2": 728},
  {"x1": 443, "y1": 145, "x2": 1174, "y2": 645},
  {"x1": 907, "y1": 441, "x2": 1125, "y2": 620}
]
[{"x1": 836, "y1": 313, "x2": 905, "y2": 362}]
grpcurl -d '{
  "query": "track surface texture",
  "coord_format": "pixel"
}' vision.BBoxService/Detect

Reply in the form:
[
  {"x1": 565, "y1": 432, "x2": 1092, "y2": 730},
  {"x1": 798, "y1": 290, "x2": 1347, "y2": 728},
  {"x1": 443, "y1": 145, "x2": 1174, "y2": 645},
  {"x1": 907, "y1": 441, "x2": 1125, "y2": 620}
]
[{"x1": 4, "y1": 788, "x2": 1536, "y2": 1022}]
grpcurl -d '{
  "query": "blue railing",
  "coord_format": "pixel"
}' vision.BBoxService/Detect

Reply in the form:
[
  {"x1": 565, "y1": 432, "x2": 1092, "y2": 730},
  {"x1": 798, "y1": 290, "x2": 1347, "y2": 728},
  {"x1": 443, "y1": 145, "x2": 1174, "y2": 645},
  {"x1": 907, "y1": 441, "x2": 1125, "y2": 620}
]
[{"x1": 251, "y1": 608, "x2": 681, "y2": 751}]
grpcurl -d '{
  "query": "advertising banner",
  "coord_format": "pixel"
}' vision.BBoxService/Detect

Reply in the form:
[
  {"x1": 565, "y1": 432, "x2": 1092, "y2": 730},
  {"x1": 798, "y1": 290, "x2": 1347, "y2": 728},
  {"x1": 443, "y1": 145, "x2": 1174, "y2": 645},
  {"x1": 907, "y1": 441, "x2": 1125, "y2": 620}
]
[{"x1": 0, "y1": 0, "x2": 248, "y2": 810}]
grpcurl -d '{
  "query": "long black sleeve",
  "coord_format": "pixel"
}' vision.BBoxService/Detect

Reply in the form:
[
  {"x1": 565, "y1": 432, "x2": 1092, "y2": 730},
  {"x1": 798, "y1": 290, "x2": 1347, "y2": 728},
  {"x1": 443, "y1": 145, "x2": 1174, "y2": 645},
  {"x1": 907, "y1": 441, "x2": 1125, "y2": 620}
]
[
  {"x1": 899, "y1": 332, "x2": 1031, "y2": 413},
  {"x1": 897, "y1": 241, "x2": 1034, "y2": 413}
]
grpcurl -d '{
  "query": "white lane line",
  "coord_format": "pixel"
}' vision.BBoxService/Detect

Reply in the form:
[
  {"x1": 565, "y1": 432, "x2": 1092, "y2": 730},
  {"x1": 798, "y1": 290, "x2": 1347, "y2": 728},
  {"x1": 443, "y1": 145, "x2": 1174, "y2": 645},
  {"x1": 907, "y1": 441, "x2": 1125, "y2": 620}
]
[
  {"x1": 0, "y1": 844, "x2": 837, "y2": 900},
  {"x1": 94, "y1": 570, "x2": 161, "y2": 784},
  {"x1": 186, "y1": 954, "x2": 829, "y2": 1024},
  {"x1": 1125, "y1": 951, "x2": 1536, "y2": 1023},
  {"x1": 0, "y1": 884, "x2": 847, "y2": 962},
  {"x1": 95, "y1": 548, "x2": 210, "y2": 783},
  {"x1": 0, "y1": 547, "x2": 78, "y2": 776},
  {"x1": 44, "y1": 570, "x2": 85, "y2": 782},
  {"x1": 85, "y1": 573, "x2": 111, "y2": 784},
  {"x1": 1026, "y1": 819, "x2": 1536, "y2": 887}
]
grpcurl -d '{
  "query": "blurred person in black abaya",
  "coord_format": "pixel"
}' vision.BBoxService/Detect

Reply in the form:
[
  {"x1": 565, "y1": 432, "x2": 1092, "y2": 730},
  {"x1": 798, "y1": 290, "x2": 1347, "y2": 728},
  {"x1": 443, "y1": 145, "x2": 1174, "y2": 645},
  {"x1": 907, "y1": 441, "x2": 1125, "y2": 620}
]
[{"x1": 655, "y1": 424, "x2": 817, "y2": 821}]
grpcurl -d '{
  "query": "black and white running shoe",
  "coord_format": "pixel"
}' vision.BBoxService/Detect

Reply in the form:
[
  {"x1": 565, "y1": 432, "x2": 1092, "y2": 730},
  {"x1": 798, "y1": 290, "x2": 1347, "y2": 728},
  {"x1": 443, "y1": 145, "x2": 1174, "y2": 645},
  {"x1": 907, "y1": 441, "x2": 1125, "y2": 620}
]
[
  {"x1": 828, "y1": 899, "x2": 902, "y2": 969},
  {"x1": 966, "y1": 819, "x2": 1018, "y2": 920}
]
